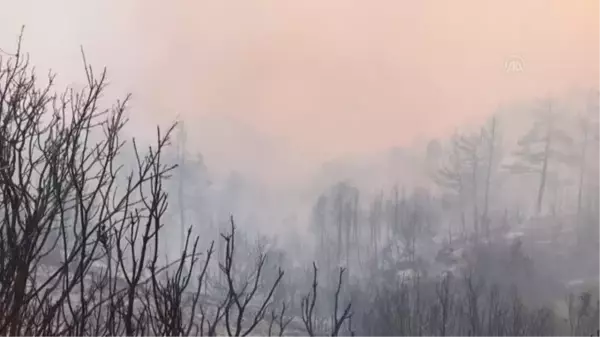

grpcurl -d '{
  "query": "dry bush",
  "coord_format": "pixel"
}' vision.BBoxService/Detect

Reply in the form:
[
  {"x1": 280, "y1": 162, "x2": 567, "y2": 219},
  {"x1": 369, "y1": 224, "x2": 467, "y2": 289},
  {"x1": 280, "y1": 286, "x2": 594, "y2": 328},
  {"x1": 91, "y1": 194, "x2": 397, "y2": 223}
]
[{"x1": 0, "y1": 38, "x2": 295, "y2": 336}]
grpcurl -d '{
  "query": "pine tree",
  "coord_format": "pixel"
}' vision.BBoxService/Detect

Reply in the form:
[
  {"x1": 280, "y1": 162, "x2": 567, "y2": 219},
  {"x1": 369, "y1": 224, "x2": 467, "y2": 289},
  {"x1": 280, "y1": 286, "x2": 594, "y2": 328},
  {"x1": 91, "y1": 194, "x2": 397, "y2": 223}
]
[{"x1": 505, "y1": 100, "x2": 573, "y2": 215}]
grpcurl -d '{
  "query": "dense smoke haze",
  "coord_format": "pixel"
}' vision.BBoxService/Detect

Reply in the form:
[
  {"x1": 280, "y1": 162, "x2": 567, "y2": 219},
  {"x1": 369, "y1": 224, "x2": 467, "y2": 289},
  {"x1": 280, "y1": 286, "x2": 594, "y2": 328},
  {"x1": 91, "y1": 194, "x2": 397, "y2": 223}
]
[
  {"x1": 2, "y1": 2, "x2": 597, "y2": 157},
  {"x1": 0, "y1": 1, "x2": 598, "y2": 336},
  {"x1": 3, "y1": 1, "x2": 597, "y2": 230}
]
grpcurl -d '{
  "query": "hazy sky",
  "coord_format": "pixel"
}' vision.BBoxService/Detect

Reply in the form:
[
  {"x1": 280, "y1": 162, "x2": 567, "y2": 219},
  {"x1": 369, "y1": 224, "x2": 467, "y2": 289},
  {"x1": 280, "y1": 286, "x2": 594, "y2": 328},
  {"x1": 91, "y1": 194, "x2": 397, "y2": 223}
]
[{"x1": 0, "y1": 1, "x2": 598, "y2": 174}]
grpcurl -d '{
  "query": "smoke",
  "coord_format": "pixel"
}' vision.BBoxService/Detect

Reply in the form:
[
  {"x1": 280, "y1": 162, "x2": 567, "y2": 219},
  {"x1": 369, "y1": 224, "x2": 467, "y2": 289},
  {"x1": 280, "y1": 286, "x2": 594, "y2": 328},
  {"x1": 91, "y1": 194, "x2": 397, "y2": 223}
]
[
  {"x1": 130, "y1": 1, "x2": 598, "y2": 159},
  {"x1": 0, "y1": 0, "x2": 597, "y2": 236},
  {"x1": 2, "y1": 1, "x2": 597, "y2": 166}
]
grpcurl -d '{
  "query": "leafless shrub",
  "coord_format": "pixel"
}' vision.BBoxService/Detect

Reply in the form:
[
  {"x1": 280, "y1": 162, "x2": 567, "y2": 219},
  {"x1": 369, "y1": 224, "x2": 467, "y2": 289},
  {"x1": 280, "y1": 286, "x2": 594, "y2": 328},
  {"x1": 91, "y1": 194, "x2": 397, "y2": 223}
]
[
  {"x1": 0, "y1": 37, "x2": 291, "y2": 337},
  {"x1": 301, "y1": 263, "x2": 353, "y2": 336},
  {"x1": 218, "y1": 217, "x2": 285, "y2": 336}
]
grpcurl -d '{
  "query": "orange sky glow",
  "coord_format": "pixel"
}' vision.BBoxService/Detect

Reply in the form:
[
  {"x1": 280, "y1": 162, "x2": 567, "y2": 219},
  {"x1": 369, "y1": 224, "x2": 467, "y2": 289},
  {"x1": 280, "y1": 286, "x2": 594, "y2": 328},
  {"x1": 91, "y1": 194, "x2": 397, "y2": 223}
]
[
  {"x1": 137, "y1": 1, "x2": 598, "y2": 158},
  {"x1": 1, "y1": 0, "x2": 598, "y2": 166}
]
